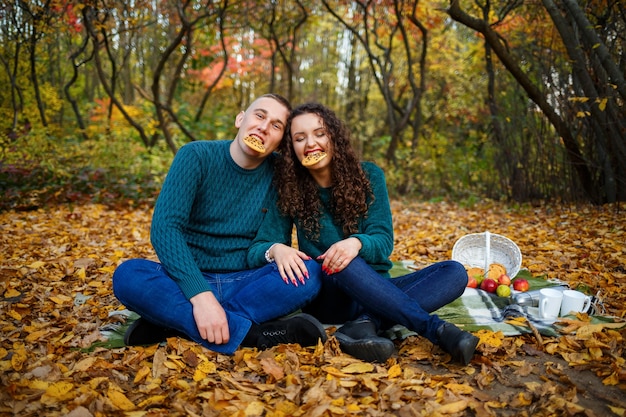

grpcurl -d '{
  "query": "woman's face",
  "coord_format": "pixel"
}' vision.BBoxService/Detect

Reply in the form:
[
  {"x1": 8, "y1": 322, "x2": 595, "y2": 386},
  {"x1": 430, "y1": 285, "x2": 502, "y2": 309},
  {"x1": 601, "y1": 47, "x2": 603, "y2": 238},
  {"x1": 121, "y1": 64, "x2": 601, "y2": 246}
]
[{"x1": 290, "y1": 112, "x2": 332, "y2": 170}]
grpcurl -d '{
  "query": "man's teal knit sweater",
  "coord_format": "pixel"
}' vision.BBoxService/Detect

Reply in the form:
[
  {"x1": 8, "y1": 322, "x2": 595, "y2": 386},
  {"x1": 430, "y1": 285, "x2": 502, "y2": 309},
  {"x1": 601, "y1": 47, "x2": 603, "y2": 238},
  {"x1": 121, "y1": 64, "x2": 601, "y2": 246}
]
[
  {"x1": 248, "y1": 162, "x2": 394, "y2": 276},
  {"x1": 151, "y1": 140, "x2": 276, "y2": 300}
]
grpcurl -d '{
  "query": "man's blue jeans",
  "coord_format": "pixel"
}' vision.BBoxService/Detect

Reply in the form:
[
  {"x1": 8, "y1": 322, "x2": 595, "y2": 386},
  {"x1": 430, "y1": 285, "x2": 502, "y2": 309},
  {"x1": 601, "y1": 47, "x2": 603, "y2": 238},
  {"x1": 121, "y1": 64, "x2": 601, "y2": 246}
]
[
  {"x1": 303, "y1": 257, "x2": 467, "y2": 344},
  {"x1": 112, "y1": 259, "x2": 322, "y2": 354}
]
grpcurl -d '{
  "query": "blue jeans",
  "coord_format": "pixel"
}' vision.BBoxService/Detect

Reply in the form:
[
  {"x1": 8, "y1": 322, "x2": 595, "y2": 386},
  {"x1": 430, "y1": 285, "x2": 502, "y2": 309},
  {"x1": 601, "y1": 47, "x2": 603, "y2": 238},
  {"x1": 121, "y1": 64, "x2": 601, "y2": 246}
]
[
  {"x1": 303, "y1": 257, "x2": 467, "y2": 343},
  {"x1": 112, "y1": 259, "x2": 322, "y2": 354}
]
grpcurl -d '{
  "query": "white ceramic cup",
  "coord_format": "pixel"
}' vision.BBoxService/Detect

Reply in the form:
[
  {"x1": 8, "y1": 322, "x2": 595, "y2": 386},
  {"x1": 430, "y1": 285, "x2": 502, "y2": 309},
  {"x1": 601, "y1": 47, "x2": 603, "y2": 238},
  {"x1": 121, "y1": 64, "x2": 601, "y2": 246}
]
[
  {"x1": 539, "y1": 288, "x2": 563, "y2": 319},
  {"x1": 560, "y1": 290, "x2": 592, "y2": 316}
]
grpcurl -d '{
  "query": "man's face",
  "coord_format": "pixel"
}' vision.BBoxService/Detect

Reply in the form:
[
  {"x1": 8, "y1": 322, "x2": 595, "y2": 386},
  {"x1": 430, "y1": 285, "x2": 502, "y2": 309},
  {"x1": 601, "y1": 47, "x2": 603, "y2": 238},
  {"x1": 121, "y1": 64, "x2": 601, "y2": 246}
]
[{"x1": 236, "y1": 97, "x2": 290, "y2": 156}]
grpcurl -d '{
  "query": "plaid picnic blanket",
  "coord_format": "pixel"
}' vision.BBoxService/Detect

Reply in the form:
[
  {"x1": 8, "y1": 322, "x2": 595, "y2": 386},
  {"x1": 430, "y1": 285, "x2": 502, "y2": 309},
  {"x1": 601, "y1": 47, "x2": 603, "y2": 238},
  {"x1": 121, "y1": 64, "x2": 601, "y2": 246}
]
[{"x1": 386, "y1": 261, "x2": 617, "y2": 339}]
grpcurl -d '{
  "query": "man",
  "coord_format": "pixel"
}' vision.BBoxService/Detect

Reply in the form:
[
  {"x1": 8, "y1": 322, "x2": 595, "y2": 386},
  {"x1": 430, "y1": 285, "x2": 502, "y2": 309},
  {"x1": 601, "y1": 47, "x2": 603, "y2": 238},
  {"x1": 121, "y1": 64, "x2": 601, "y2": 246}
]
[{"x1": 112, "y1": 93, "x2": 326, "y2": 354}]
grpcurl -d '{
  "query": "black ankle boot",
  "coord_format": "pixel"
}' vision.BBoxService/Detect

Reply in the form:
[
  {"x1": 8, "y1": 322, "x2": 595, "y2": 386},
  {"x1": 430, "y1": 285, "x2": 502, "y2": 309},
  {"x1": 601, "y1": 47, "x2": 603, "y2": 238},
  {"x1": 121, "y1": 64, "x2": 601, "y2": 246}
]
[
  {"x1": 334, "y1": 319, "x2": 396, "y2": 363},
  {"x1": 436, "y1": 323, "x2": 479, "y2": 365},
  {"x1": 242, "y1": 313, "x2": 328, "y2": 350},
  {"x1": 124, "y1": 318, "x2": 187, "y2": 346}
]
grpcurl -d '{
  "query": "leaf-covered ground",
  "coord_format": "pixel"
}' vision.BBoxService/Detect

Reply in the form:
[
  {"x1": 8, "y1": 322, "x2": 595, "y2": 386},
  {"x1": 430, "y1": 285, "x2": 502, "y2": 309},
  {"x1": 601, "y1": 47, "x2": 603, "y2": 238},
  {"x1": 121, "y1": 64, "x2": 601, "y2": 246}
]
[{"x1": 1, "y1": 200, "x2": 625, "y2": 416}]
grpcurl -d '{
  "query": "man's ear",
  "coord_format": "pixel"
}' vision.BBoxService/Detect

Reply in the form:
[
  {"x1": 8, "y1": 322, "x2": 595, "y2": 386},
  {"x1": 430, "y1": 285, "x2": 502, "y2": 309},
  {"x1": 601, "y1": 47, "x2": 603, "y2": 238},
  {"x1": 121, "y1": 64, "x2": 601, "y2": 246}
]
[{"x1": 234, "y1": 111, "x2": 245, "y2": 128}]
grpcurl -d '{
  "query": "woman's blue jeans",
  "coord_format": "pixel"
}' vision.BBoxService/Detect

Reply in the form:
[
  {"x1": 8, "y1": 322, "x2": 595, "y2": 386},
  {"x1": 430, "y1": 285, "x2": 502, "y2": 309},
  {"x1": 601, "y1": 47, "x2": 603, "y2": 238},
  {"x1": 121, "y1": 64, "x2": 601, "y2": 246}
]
[
  {"x1": 303, "y1": 257, "x2": 467, "y2": 344},
  {"x1": 112, "y1": 258, "x2": 322, "y2": 354}
]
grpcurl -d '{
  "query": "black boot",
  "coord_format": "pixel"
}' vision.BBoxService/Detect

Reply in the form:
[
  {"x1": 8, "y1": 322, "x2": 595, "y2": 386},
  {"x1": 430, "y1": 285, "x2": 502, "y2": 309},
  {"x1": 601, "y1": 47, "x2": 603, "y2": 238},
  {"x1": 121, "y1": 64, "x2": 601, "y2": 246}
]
[
  {"x1": 242, "y1": 313, "x2": 328, "y2": 350},
  {"x1": 334, "y1": 319, "x2": 396, "y2": 363},
  {"x1": 124, "y1": 317, "x2": 186, "y2": 346},
  {"x1": 436, "y1": 323, "x2": 479, "y2": 365}
]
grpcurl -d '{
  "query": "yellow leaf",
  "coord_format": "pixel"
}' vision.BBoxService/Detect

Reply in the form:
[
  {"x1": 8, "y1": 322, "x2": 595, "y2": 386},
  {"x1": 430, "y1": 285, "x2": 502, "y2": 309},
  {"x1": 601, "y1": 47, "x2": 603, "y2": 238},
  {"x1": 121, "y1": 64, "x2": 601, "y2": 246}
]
[
  {"x1": 602, "y1": 372, "x2": 619, "y2": 386},
  {"x1": 133, "y1": 366, "x2": 151, "y2": 384},
  {"x1": 444, "y1": 383, "x2": 473, "y2": 394},
  {"x1": 3, "y1": 288, "x2": 20, "y2": 298},
  {"x1": 608, "y1": 406, "x2": 625, "y2": 415},
  {"x1": 137, "y1": 394, "x2": 167, "y2": 408},
  {"x1": 46, "y1": 381, "x2": 74, "y2": 398},
  {"x1": 347, "y1": 404, "x2": 361, "y2": 412},
  {"x1": 387, "y1": 364, "x2": 402, "y2": 378},
  {"x1": 174, "y1": 379, "x2": 190, "y2": 390},
  {"x1": 88, "y1": 377, "x2": 109, "y2": 389},
  {"x1": 76, "y1": 267, "x2": 86, "y2": 279},
  {"x1": 50, "y1": 294, "x2": 72, "y2": 305},
  {"x1": 193, "y1": 369, "x2": 207, "y2": 382},
  {"x1": 328, "y1": 405, "x2": 346, "y2": 414},
  {"x1": 28, "y1": 261, "x2": 46, "y2": 269},
  {"x1": 438, "y1": 399, "x2": 468, "y2": 414},
  {"x1": 73, "y1": 357, "x2": 98, "y2": 372},
  {"x1": 25, "y1": 329, "x2": 49, "y2": 343},
  {"x1": 197, "y1": 360, "x2": 216, "y2": 374},
  {"x1": 10, "y1": 346, "x2": 27, "y2": 371},
  {"x1": 29, "y1": 379, "x2": 49, "y2": 390},
  {"x1": 107, "y1": 389, "x2": 136, "y2": 411},
  {"x1": 323, "y1": 366, "x2": 350, "y2": 378},
  {"x1": 341, "y1": 362, "x2": 374, "y2": 374},
  {"x1": 588, "y1": 346, "x2": 603, "y2": 359},
  {"x1": 244, "y1": 401, "x2": 266, "y2": 416},
  {"x1": 476, "y1": 329, "x2": 503, "y2": 347},
  {"x1": 515, "y1": 391, "x2": 533, "y2": 406},
  {"x1": 7, "y1": 310, "x2": 22, "y2": 321}
]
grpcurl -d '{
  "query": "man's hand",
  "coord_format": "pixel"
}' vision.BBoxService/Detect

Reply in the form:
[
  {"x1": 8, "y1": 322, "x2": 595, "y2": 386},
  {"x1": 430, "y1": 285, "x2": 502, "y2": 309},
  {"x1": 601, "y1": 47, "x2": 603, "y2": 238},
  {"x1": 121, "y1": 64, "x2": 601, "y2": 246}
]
[{"x1": 189, "y1": 291, "x2": 229, "y2": 344}]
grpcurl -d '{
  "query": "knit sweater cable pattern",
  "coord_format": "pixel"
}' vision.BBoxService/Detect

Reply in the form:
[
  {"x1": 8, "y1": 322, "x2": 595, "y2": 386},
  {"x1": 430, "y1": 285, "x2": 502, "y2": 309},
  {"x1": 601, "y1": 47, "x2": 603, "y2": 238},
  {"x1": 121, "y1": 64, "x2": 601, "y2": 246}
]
[
  {"x1": 248, "y1": 162, "x2": 394, "y2": 276},
  {"x1": 151, "y1": 140, "x2": 275, "y2": 299}
]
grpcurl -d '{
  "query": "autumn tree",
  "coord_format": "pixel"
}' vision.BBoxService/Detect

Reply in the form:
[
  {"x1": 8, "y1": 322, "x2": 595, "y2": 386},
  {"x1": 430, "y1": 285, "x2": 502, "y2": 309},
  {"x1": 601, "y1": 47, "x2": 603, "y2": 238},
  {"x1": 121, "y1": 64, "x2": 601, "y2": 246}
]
[
  {"x1": 446, "y1": 0, "x2": 626, "y2": 204},
  {"x1": 322, "y1": 0, "x2": 428, "y2": 168}
]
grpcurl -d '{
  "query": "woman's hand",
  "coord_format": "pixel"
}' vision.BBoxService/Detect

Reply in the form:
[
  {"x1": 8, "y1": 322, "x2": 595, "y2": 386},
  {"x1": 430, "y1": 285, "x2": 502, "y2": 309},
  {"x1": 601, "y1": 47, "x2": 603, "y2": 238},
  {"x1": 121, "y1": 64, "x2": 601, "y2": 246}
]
[
  {"x1": 317, "y1": 237, "x2": 362, "y2": 274},
  {"x1": 270, "y1": 243, "x2": 312, "y2": 286}
]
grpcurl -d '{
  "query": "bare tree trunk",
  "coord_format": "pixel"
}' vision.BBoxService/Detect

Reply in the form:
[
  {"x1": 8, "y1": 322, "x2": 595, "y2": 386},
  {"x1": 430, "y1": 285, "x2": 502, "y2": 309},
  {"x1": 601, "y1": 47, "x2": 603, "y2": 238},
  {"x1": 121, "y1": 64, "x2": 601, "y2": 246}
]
[
  {"x1": 0, "y1": 44, "x2": 24, "y2": 136},
  {"x1": 150, "y1": 2, "x2": 194, "y2": 153},
  {"x1": 63, "y1": 33, "x2": 92, "y2": 141},
  {"x1": 194, "y1": 1, "x2": 228, "y2": 123},
  {"x1": 446, "y1": 0, "x2": 598, "y2": 203},
  {"x1": 543, "y1": 0, "x2": 626, "y2": 202},
  {"x1": 23, "y1": 1, "x2": 48, "y2": 127},
  {"x1": 322, "y1": 0, "x2": 424, "y2": 166},
  {"x1": 83, "y1": 6, "x2": 151, "y2": 147}
]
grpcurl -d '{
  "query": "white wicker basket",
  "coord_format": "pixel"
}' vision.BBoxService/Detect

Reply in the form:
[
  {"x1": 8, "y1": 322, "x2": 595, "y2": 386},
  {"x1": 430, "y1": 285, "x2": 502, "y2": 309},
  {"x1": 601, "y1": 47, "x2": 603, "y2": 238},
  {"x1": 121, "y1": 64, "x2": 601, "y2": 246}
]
[{"x1": 451, "y1": 231, "x2": 522, "y2": 278}]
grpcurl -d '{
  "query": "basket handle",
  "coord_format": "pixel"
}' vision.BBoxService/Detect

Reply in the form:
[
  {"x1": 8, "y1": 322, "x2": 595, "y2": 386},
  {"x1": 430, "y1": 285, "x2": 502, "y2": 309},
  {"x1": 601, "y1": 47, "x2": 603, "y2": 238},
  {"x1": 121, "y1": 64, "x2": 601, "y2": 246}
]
[{"x1": 485, "y1": 231, "x2": 491, "y2": 272}]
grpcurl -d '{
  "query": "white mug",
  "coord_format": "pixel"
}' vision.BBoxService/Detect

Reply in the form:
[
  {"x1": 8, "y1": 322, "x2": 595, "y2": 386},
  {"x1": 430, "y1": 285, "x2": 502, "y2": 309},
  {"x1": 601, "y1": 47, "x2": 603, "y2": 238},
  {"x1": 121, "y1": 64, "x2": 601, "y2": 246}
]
[
  {"x1": 539, "y1": 288, "x2": 563, "y2": 319},
  {"x1": 560, "y1": 290, "x2": 592, "y2": 316}
]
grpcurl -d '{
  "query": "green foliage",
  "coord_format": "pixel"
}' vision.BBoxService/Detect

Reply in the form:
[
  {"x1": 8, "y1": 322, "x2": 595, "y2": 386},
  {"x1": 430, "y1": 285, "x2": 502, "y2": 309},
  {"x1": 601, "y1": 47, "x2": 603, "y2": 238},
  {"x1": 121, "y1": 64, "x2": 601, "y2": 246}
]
[{"x1": 0, "y1": 127, "x2": 171, "y2": 212}]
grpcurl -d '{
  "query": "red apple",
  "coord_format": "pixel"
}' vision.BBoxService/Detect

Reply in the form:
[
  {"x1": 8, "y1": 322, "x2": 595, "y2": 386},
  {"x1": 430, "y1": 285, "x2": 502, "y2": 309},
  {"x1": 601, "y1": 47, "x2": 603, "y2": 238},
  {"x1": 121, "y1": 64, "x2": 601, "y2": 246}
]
[
  {"x1": 498, "y1": 274, "x2": 511, "y2": 286},
  {"x1": 513, "y1": 278, "x2": 529, "y2": 292},
  {"x1": 467, "y1": 276, "x2": 478, "y2": 288},
  {"x1": 480, "y1": 278, "x2": 498, "y2": 293}
]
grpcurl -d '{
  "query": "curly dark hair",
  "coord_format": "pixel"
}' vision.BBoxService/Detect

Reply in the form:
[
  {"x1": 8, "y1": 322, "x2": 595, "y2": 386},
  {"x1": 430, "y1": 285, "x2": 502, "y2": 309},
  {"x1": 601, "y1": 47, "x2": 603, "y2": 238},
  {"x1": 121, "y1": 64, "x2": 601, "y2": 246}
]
[{"x1": 275, "y1": 102, "x2": 372, "y2": 240}]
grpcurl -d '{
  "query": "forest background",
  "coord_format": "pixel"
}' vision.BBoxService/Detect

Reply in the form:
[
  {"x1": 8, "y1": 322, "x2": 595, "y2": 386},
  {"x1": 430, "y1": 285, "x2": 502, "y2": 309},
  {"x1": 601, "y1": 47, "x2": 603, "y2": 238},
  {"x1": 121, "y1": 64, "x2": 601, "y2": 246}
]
[
  {"x1": 2, "y1": 2, "x2": 626, "y2": 415},
  {"x1": 1, "y1": 0, "x2": 625, "y2": 211}
]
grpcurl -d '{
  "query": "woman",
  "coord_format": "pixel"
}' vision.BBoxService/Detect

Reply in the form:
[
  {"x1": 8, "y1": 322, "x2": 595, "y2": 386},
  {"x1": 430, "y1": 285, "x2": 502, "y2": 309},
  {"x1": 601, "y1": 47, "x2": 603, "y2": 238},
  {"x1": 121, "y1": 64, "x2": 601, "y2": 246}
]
[{"x1": 248, "y1": 103, "x2": 478, "y2": 365}]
